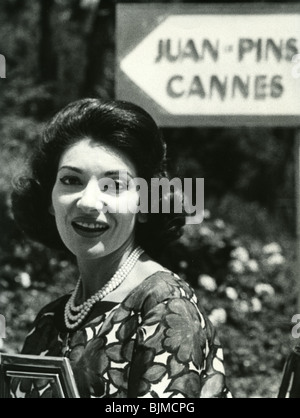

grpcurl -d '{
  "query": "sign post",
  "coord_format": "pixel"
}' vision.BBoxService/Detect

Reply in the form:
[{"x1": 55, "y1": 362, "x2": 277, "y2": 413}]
[
  {"x1": 116, "y1": 3, "x2": 300, "y2": 313},
  {"x1": 117, "y1": 3, "x2": 300, "y2": 127},
  {"x1": 296, "y1": 132, "x2": 300, "y2": 313}
]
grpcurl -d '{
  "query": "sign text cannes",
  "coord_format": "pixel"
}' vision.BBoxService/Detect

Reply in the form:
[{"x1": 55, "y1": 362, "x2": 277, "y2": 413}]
[{"x1": 117, "y1": 4, "x2": 300, "y2": 127}]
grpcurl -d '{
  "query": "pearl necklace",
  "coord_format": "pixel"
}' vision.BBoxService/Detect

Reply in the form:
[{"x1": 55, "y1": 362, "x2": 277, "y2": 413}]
[{"x1": 64, "y1": 247, "x2": 144, "y2": 330}]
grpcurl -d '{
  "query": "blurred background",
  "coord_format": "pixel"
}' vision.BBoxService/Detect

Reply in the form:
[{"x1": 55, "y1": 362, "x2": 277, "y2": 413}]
[{"x1": 0, "y1": 0, "x2": 298, "y2": 398}]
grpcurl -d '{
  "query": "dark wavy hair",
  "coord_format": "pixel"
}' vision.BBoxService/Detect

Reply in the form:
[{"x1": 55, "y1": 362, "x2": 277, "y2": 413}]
[{"x1": 11, "y1": 99, "x2": 186, "y2": 258}]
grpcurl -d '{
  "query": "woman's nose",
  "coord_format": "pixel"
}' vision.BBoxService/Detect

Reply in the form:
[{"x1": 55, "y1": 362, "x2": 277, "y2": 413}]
[{"x1": 77, "y1": 179, "x2": 104, "y2": 213}]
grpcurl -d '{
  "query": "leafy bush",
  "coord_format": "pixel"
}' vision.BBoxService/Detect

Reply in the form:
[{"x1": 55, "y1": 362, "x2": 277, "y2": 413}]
[
  {"x1": 171, "y1": 212, "x2": 296, "y2": 397},
  {"x1": 0, "y1": 240, "x2": 76, "y2": 352}
]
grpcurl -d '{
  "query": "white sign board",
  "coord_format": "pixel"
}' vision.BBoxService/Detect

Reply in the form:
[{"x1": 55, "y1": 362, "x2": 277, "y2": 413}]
[{"x1": 117, "y1": 3, "x2": 300, "y2": 127}]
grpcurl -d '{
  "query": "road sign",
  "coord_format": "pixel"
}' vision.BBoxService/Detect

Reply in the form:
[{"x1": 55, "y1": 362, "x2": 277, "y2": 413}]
[{"x1": 116, "y1": 3, "x2": 300, "y2": 127}]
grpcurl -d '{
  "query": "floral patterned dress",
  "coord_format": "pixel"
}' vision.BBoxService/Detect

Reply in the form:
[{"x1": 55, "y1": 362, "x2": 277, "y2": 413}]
[{"x1": 12, "y1": 272, "x2": 231, "y2": 398}]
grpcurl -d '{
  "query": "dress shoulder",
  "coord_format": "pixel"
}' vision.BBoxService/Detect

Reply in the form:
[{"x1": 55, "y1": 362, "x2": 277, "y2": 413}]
[
  {"x1": 35, "y1": 295, "x2": 69, "y2": 319},
  {"x1": 21, "y1": 295, "x2": 69, "y2": 355},
  {"x1": 29, "y1": 294, "x2": 69, "y2": 331},
  {"x1": 123, "y1": 270, "x2": 198, "y2": 317}
]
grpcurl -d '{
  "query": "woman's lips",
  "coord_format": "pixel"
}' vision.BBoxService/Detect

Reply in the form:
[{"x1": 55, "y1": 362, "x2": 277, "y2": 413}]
[{"x1": 71, "y1": 220, "x2": 110, "y2": 238}]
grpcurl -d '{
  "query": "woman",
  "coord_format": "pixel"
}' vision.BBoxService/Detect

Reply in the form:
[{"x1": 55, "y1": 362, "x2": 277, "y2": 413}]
[{"x1": 11, "y1": 99, "x2": 231, "y2": 398}]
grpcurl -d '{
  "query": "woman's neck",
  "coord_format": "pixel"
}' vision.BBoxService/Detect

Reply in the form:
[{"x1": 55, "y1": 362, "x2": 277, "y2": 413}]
[{"x1": 76, "y1": 239, "x2": 137, "y2": 301}]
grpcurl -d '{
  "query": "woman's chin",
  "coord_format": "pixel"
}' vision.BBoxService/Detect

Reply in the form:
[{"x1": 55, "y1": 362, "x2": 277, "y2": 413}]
[{"x1": 71, "y1": 244, "x2": 108, "y2": 260}]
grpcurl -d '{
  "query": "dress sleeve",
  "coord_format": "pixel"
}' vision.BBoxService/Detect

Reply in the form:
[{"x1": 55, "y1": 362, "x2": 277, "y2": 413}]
[
  {"x1": 127, "y1": 297, "x2": 231, "y2": 398},
  {"x1": 10, "y1": 311, "x2": 63, "y2": 398}
]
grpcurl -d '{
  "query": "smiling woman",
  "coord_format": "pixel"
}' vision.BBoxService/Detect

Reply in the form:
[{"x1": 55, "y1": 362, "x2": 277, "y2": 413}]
[
  {"x1": 50, "y1": 139, "x2": 140, "y2": 264},
  {"x1": 10, "y1": 99, "x2": 231, "y2": 398}
]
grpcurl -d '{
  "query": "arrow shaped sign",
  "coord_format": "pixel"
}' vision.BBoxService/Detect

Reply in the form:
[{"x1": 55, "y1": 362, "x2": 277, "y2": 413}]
[{"x1": 117, "y1": 4, "x2": 300, "y2": 127}]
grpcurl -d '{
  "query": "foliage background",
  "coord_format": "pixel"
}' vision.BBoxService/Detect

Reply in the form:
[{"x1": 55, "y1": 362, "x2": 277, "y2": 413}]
[{"x1": 0, "y1": 0, "x2": 299, "y2": 398}]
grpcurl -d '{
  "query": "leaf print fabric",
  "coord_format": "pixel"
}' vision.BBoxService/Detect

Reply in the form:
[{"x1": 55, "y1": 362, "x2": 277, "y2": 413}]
[
  {"x1": 164, "y1": 299, "x2": 205, "y2": 365},
  {"x1": 11, "y1": 272, "x2": 232, "y2": 398}
]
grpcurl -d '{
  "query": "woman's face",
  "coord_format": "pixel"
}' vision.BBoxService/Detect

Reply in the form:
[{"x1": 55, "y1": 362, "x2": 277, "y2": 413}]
[{"x1": 51, "y1": 138, "x2": 140, "y2": 260}]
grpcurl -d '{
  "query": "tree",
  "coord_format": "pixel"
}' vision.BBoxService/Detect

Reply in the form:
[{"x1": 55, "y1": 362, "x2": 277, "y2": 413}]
[
  {"x1": 39, "y1": 0, "x2": 57, "y2": 82},
  {"x1": 79, "y1": 0, "x2": 115, "y2": 98}
]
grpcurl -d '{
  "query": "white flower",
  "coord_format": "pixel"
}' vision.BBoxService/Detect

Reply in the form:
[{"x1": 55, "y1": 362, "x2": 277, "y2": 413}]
[
  {"x1": 209, "y1": 308, "x2": 227, "y2": 327},
  {"x1": 59, "y1": 260, "x2": 69, "y2": 269},
  {"x1": 247, "y1": 260, "x2": 259, "y2": 273},
  {"x1": 204, "y1": 209, "x2": 211, "y2": 220},
  {"x1": 231, "y1": 247, "x2": 250, "y2": 263},
  {"x1": 255, "y1": 283, "x2": 275, "y2": 297},
  {"x1": 179, "y1": 260, "x2": 188, "y2": 270},
  {"x1": 225, "y1": 287, "x2": 238, "y2": 301},
  {"x1": 262, "y1": 243, "x2": 282, "y2": 255},
  {"x1": 215, "y1": 219, "x2": 226, "y2": 229},
  {"x1": 80, "y1": 0, "x2": 99, "y2": 9},
  {"x1": 229, "y1": 260, "x2": 245, "y2": 275},
  {"x1": 251, "y1": 297, "x2": 263, "y2": 313},
  {"x1": 198, "y1": 275, "x2": 218, "y2": 292},
  {"x1": 238, "y1": 301, "x2": 250, "y2": 313},
  {"x1": 267, "y1": 253, "x2": 285, "y2": 267},
  {"x1": 17, "y1": 272, "x2": 31, "y2": 289},
  {"x1": 49, "y1": 258, "x2": 58, "y2": 267},
  {"x1": 199, "y1": 226, "x2": 213, "y2": 237}
]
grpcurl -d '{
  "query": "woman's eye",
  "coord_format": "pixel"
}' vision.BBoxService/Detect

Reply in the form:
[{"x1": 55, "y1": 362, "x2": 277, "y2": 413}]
[
  {"x1": 60, "y1": 176, "x2": 82, "y2": 186},
  {"x1": 101, "y1": 180, "x2": 128, "y2": 194},
  {"x1": 114, "y1": 180, "x2": 127, "y2": 192}
]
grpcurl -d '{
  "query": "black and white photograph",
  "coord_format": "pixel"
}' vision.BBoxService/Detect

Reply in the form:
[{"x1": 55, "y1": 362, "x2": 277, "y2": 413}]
[{"x1": 0, "y1": 0, "x2": 300, "y2": 401}]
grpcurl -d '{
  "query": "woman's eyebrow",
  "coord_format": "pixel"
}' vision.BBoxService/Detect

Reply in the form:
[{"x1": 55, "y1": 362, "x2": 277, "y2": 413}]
[
  {"x1": 104, "y1": 170, "x2": 134, "y2": 179},
  {"x1": 59, "y1": 166, "x2": 83, "y2": 174},
  {"x1": 59, "y1": 167, "x2": 134, "y2": 178}
]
